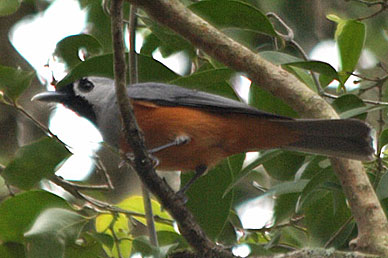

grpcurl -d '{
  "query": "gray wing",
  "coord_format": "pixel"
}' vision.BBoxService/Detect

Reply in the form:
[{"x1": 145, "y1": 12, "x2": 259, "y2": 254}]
[{"x1": 127, "y1": 82, "x2": 290, "y2": 119}]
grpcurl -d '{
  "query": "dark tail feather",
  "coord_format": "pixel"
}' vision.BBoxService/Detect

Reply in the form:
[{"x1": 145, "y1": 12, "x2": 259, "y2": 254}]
[{"x1": 277, "y1": 119, "x2": 376, "y2": 161}]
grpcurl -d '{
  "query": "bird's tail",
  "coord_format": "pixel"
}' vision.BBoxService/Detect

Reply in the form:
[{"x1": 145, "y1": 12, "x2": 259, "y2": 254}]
[{"x1": 276, "y1": 119, "x2": 376, "y2": 161}]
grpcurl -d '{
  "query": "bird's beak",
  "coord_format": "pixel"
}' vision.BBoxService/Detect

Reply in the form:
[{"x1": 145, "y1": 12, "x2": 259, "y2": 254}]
[{"x1": 31, "y1": 91, "x2": 67, "y2": 103}]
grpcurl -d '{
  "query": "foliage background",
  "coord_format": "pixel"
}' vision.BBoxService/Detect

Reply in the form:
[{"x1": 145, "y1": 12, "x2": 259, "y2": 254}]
[{"x1": 0, "y1": 0, "x2": 387, "y2": 257}]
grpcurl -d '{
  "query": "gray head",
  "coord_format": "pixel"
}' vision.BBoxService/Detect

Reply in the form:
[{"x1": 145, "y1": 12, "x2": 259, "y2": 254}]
[{"x1": 32, "y1": 77, "x2": 117, "y2": 126}]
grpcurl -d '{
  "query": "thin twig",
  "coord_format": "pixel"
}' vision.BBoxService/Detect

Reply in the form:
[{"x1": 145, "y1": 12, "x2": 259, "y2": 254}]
[
  {"x1": 324, "y1": 216, "x2": 354, "y2": 248},
  {"x1": 247, "y1": 216, "x2": 306, "y2": 234},
  {"x1": 50, "y1": 175, "x2": 174, "y2": 225},
  {"x1": 267, "y1": 12, "x2": 323, "y2": 93},
  {"x1": 323, "y1": 92, "x2": 388, "y2": 106},
  {"x1": 94, "y1": 156, "x2": 115, "y2": 190},
  {"x1": 128, "y1": 4, "x2": 159, "y2": 248},
  {"x1": 11, "y1": 100, "x2": 69, "y2": 148},
  {"x1": 109, "y1": 214, "x2": 124, "y2": 258},
  {"x1": 54, "y1": 176, "x2": 110, "y2": 191},
  {"x1": 373, "y1": 80, "x2": 386, "y2": 189},
  {"x1": 347, "y1": 0, "x2": 388, "y2": 20}
]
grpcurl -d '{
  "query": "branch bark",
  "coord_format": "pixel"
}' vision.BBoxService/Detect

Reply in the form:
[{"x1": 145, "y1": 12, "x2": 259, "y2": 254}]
[
  {"x1": 170, "y1": 248, "x2": 379, "y2": 258},
  {"x1": 127, "y1": 0, "x2": 388, "y2": 255}
]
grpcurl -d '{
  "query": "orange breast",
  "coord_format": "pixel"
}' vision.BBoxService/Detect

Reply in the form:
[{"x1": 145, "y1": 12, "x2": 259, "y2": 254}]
[{"x1": 119, "y1": 101, "x2": 300, "y2": 172}]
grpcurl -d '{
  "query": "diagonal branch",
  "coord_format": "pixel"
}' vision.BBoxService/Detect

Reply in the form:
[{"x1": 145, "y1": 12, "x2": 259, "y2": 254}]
[{"x1": 128, "y1": 0, "x2": 388, "y2": 255}]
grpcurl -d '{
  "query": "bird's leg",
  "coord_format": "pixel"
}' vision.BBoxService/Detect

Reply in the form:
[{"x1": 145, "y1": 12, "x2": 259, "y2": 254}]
[
  {"x1": 177, "y1": 164, "x2": 207, "y2": 195},
  {"x1": 124, "y1": 135, "x2": 190, "y2": 168},
  {"x1": 148, "y1": 135, "x2": 191, "y2": 154}
]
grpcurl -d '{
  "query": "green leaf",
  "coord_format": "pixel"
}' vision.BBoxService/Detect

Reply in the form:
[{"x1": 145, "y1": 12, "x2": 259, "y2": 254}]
[
  {"x1": 339, "y1": 105, "x2": 384, "y2": 119},
  {"x1": 57, "y1": 53, "x2": 178, "y2": 88},
  {"x1": 377, "y1": 171, "x2": 388, "y2": 200},
  {"x1": 170, "y1": 68, "x2": 238, "y2": 99},
  {"x1": 273, "y1": 193, "x2": 300, "y2": 225},
  {"x1": 335, "y1": 19, "x2": 366, "y2": 83},
  {"x1": 285, "y1": 61, "x2": 340, "y2": 84},
  {"x1": 0, "y1": 65, "x2": 35, "y2": 100},
  {"x1": 0, "y1": 190, "x2": 69, "y2": 243},
  {"x1": 182, "y1": 155, "x2": 239, "y2": 241},
  {"x1": 246, "y1": 243, "x2": 274, "y2": 256},
  {"x1": 54, "y1": 34, "x2": 103, "y2": 69},
  {"x1": 279, "y1": 226, "x2": 309, "y2": 249},
  {"x1": 116, "y1": 196, "x2": 173, "y2": 232},
  {"x1": 64, "y1": 233, "x2": 105, "y2": 258},
  {"x1": 297, "y1": 168, "x2": 337, "y2": 212},
  {"x1": 189, "y1": 0, "x2": 276, "y2": 37},
  {"x1": 224, "y1": 150, "x2": 282, "y2": 196},
  {"x1": 261, "y1": 179, "x2": 309, "y2": 198},
  {"x1": 95, "y1": 213, "x2": 132, "y2": 258},
  {"x1": 0, "y1": 0, "x2": 21, "y2": 16},
  {"x1": 131, "y1": 236, "x2": 160, "y2": 257},
  {"x1": 379, "y1": 129, "x2": 388, "y2": 150},
  {"x1": 0, "y1": 243, "x2": 25, "y2": 258},
  {"x1": 89, "y1": 233, "x2": 114, "y2": 250},
  {"x1": 331, "y1": 94, "x2": 366, "y2": 120},
  {"x1": 24, "y1": 208, "x2": 88, "y2": 258},
  {"x1": 259, "y1": 51, "x2": 302, "y2": 65},
  {"x1": 217, "y1": 221, "x2": 238, "y2": 245},
  {"x1": 263, "y1": 151, "x2": 305, "y2": 180},
  {"x1": 249, "y1": 83, "x2": 298, "y2": 117},
  {"x1": 299, "y1": 156, "x2": 329, "y2": 179},
  {"x1": 304, "y1": 192, "x2": 351, "y2": 246},
  {"x1": 141, "y1": 17, "x2": 195, "y2": 58},
  {"x1": 258, "y1": 52, "x2": 318, "y2": 91},
  {"x1": 3, "y1": 137, "x2": 70, "y2": 190},
  {"x1": 157, "y1": 231, "x2": 188, "y2": 250}
]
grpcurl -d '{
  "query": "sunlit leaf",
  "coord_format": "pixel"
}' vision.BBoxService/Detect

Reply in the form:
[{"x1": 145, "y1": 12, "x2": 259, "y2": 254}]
[
  {"x1": 0, "y1": 0, "x2": 21, "y2": 16},
  {"x1": 3, "y1": 137, "x2": 70, "y2": 190},
  {"x1": 95, "y1": 213, "x2": 132, "y2": 258},
  {"x1": 329, "y1": 16, "x2": 366, "y2": 84}
]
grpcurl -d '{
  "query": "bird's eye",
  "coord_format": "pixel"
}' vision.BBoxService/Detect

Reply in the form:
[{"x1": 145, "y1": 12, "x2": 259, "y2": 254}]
[{"x1": 78, "y1": 78, "x2": 94, "y2": 93}]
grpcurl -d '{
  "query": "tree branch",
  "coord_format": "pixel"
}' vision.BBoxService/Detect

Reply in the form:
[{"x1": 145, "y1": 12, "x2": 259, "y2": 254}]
[
  {"x1": 127, "y1": 0, "x2": 388, "y2": 255},
  {"x1": 110, "y1": 0, "x2": 233, "y2": 256}
]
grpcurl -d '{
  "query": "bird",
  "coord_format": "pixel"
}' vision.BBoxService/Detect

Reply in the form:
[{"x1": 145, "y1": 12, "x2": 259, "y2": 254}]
[{"x1": 33, "y1": 77, "x2": 375, "y2": 192}]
